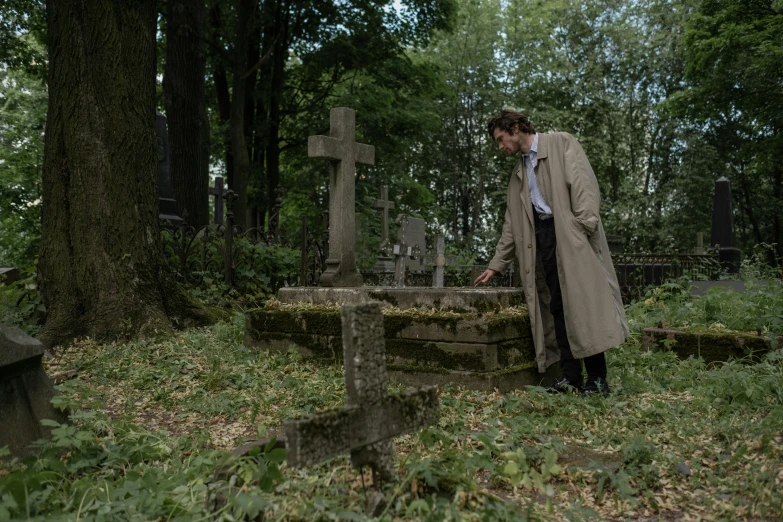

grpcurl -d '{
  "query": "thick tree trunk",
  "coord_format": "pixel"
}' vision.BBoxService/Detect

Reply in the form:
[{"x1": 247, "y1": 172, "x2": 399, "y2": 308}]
[
  {"x1": 38, "y1": 0, "x2": 211, "y2": 348},
  {"x1": 265, "y1": 7, "x2": 288, "y2": 226},
  {"x1": 229, "y1": 0, "x2": 255, "y2": 229},
  {"x1": 164, "y1": 0, "x2": 210, "y2": 228},
  {"x1": 209, "y1": 4, "x2": 233, "y2": 188}
]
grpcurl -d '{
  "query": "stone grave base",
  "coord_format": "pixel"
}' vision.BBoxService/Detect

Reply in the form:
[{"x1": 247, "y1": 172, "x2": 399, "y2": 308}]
[
  {"x1": 277, "y1": 287, "x2": 526, "y2": 313},
  {"x1": 246, "y1": 288, "x2": 553, "y2": 391},
  {"x1": 642, "y1": 327, "x2": 781, "y2": 363}
]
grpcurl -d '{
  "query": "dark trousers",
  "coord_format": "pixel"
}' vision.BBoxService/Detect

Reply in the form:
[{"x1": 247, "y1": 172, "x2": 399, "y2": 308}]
[{"x1": 533, "y1": 211, "x2": 606, "y2": 385}]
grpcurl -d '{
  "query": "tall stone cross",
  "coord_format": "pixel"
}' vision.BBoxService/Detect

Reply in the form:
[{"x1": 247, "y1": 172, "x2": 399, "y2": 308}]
[
  {"x1": 372, "y1": 186, "x2": 396, "y2": 272},
  {"x1": 284, "y1": 302, "x2": 440, "y2": 484},
  {"x1": 309, "y1": 107, "x2": 375, "y2": 287}
]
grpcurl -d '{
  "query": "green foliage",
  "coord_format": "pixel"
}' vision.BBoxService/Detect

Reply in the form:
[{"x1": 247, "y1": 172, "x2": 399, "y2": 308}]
[
  {"x1": 626, "y1": 280, "x2": 783, "y2": 339},
  {"x1": 0, "y1": 265, "x2": 43, "y2": 336},
  {"x1": 1, "y1": 314, "x2": 782, "y2": 520}
]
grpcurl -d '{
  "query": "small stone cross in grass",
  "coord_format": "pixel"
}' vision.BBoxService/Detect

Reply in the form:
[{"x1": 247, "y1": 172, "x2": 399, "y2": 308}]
[{"x1": 284, "y1": 302, "x2": 440, "y2": 484}]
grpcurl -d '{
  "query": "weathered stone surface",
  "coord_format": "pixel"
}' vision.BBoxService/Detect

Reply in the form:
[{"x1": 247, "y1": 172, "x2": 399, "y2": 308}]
[
  {"x1": 283, "y1": 302, "x2": 439, "y2": 483},
  {"x1": 309, "y1": 107, "x2": 374, "y2": 287},
  {"x1": 388, "y1": 362, "x2": 560, "y2": 393},
  {"x1": 1, "y1": 324, "x2": 69, "y2": 455},
  {"x1": 246, "y1": 301, "x2": 537, "y2": 390},
  {"x1": 278, "y1": 287, "x2": 526, "y2": 312},
  {"x1": 641, "y1": 327, "x2": 780, "y2": 363}
]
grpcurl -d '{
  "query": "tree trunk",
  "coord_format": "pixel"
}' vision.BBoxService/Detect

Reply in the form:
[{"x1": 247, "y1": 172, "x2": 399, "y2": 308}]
[
  {"x1": 164, "y1": 0, "x2": 210, "y2": 228},
  {"x1": 38, "y1": 0, "x2": 211, "y2": 348},
  {"x1": 209, "y1": 3, "x2": 233, "y2": 188},
  {"x1": 266, "y1": 7, "x2": 287, "y2": 227},
  {"x1": 229, "y1": 0, "x2": 255, "y2": 229}
]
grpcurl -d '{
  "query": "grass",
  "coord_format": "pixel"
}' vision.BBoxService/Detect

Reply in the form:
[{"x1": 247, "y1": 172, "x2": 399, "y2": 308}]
[{"x1": 1, "y1": 311, "x2": 782, "y2": 520}]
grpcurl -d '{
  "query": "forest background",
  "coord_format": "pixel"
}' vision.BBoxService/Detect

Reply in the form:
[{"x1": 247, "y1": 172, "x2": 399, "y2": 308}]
[{"x1": 1, "y1": 0, "x2": 782, "y2": 272}]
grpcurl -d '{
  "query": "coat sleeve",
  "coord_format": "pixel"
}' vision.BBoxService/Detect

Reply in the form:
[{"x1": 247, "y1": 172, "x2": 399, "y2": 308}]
[
  {"x1": 487, "y1": 206, "x2": 515, "y2": 273},
  {"x1": 563, "y1": 134, "x2": 601, "y2": 236}
]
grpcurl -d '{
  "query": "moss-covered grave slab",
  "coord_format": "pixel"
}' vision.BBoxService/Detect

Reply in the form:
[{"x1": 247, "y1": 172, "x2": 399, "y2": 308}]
[
  {"x1": 277, "y1": 287, "x2": 525, "y2": 313},
  {"x1": 245, "y1": 300, "x2": 543, "y2": 389},
  {"x1": 641, "y1": 327, "x2": 781, "y2": 363}
]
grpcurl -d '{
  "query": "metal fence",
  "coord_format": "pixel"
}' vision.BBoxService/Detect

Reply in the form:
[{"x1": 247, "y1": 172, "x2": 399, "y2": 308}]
[{"x1": 160, "y1": 188, "x2": 284, "y2": 291}]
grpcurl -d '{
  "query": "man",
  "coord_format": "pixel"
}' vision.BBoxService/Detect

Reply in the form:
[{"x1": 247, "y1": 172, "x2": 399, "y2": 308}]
[{"x1": 474, "y1": 110, "x2": 629, "y2": 396}]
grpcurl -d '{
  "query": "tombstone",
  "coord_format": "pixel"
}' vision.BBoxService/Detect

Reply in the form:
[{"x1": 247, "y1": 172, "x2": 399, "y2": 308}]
[
  {"x1": 309, "y1": 107, "x2": 375, "y2": 287},
  {"x1": 284, "y1": 302, "x2": 439, "y2": 484},
  {"x1": 156, "y1": 111, "x2": 184, "y2": 226},
  {"x1": 403, "y1": 217, "x2": 426, "y2": 273},
  {"x1": 0, "y1": 267, "x2": 20, "y2": 286},
  {"x1": 208, "y1": 176, "x2": 225, "y2": 225},
  {"x1": 694, "y1": 232, "x2": 705, "y2": 255},
  {"x1": 391, "y1": 215, "x2": 422, "y2": 287},
  {"x1": 372, "y1": 186, "x2": 396, "y2": 272},
  {"x1": 1, "y1": 324, "x2": 69, "y2": 455},
  {"x1": 425, "y1": 235, "x2": 458, "y2": 288},
  {"x1": 710, "y1": 177, "x2": 741, "y2": 273}
]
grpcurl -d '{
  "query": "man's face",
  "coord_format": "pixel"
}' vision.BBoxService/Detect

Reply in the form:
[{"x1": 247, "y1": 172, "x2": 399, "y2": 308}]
[{"x1": 493, "y1": 127, "x2": 525, "y2": 155}]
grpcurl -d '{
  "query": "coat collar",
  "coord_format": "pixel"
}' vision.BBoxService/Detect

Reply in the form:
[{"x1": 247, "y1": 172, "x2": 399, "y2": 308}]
[{"x1": 536, "y1": 132, "x2": 548, "y2": 160}]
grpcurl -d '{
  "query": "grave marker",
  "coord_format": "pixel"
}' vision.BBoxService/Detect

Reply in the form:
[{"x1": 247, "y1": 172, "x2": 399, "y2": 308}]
[
  {"x1": 208, "y1": 176, "x2": 225, "y2": 225},
  {"x1": 1, "y1": 324, "x2": 69, "y2": 455},
  {"x1": 710, "y1": 177, "x2": 741, "y2": 273},
  {"x1": 372, "y1": 186, "x2": 396, "y2": 272},
  {"x1": 309, "y1": 107, "x2": 375, "y2": 287},
  {"x1": 284, "y1": 302, "x2": 439, "y2": 483},
  {"x1": 391, "y1": 215, "x2": 422, "y2": 287}
]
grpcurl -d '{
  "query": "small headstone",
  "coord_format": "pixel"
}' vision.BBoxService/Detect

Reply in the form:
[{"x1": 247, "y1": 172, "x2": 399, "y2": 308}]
[
  {"x1": 157, "y1": 111, "x2": 184, "y2": 226},
  {"x1": 694, "y1": 232, "x2": 704, "y2": 255},
  {"x1": 0, "y1": 267, "x2": 20, "y2": 286},
  {"x1": 309, "y1": 107, "x2": 375, "y2": 287},
  {"x1": 284, "y1": 302, "x2": 439, "y2": 483},
  {"x1": 392, "y1": 215, "x2": 422, "y2": 287},
  {"x1": 710, "y1": 177, "x2": 741, "y2": 273},
  {"x1": 1, "y1": 324, "x2": 69, "y2": 455},
  {"x1": 372, "y1": 186, "x2": 396, "y2": 272},
  {"x1": 404, "y1": 217, "x2": 426, "y2": 273}
]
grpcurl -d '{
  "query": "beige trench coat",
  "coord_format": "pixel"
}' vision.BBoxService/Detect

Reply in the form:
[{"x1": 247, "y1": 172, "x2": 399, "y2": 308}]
[{"x1": 488, "y1": 132, "x2": 629, "y2": 373}]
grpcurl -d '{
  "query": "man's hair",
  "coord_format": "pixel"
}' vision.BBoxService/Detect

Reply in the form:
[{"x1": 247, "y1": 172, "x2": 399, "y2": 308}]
[{"x1": 487, "y1": 110, "x2": 536, "y2": 139}]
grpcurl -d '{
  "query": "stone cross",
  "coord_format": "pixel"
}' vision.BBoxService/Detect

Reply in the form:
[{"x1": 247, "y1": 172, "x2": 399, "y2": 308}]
[
  {"x1": 392, "y1": 215, "x2": 422, "y2": 287},
  {"x1": 284, "y1": 302, "x2": 439, "y2": 484},
  {"x1": 372, "y1": 186, "x2": 396, "y2": 272},
  {"x1": 428, "y1": 235, "x2": 458, "y2": 288},
  {"x1": 1, "y1": 324, "x2": 69, "y2": 455},
  {"x1": 208, "y1": 176, "x2": 225, "y2": 225},
  {"x1": 309, "y1": 107, "x2": 375, "y2": 287}
]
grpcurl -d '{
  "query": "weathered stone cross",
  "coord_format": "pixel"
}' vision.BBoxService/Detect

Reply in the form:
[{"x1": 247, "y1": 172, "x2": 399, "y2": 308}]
[
  {"x1": 427, "y1": 234, "x2": 459, "y2": 288},
  {"x1": 372, "y1": 185, "x2": 396, "y2": 272},
  {"x1": 308, "y1": 107, "x2": 375, "y2": 287},
  {"x1": 392, "y1": 215, "x2": 422, "y2": 287},
  {"x1": 284, "y1": 302, "x2": 440, "y2": 483}
]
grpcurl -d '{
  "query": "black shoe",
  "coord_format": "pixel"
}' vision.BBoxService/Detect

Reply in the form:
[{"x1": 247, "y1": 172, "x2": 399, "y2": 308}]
[
  {"x1": 546, "y1": 377, "x2": 581, "y2": 394},
  {"x1": 582, "y1": 378, "x2": 611, "y2": 397}
]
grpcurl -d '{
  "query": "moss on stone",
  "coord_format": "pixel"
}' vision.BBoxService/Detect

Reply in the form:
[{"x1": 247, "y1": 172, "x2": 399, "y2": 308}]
[
  {"x1": 496, "y1": 338, "x2": 536, "y2": 367},
  {"x1": 370, "y1": 291, "x2": 399, "y2": 307},
  {"x1": 387, "y1": 364, "x2": 450, "y2": 375},
  {"x1": 385, "y1": 338, "x2": 486, "y2": 372}
]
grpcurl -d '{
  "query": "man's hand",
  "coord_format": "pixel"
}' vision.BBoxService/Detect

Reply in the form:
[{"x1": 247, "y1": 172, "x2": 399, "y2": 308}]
[{"x1": 473, "y1": 269, "x2": 497, "y2": 286}]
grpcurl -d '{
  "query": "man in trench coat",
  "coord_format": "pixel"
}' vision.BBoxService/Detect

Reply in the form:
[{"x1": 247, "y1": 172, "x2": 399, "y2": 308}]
[{"x1": 474, "y1": 110, "x2": 629, "y2": 395}]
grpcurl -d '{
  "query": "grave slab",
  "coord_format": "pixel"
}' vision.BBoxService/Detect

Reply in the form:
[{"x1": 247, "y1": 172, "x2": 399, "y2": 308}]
[
  {"x1": 641, "y1": 327, "x2": 781, "y2": 363},
  {"x1": 1, "y1": 324, "x2": 69, "y2": 455},
  {"x1": 246, "y1": 296, "x2": 551, "y2": 390}
]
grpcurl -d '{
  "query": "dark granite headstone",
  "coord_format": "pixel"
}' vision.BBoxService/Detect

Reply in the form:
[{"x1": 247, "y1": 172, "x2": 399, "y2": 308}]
[
  {"x1": 710, "y1": 177, "x2": 741, "y2": 273},
  {"x1": 0, "y1": 267, "x2": 20, "y2": 286},
  {"x1": 156, "y1": 111, "x2": 184, "y2": 226},
  {"x1": 1, "y1": 324, "x2": 69, "y2": 455}
]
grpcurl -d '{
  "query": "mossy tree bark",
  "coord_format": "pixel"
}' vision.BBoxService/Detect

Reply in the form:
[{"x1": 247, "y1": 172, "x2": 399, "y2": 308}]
[
  {"x1": 164, "y1": 0, "x2": 210, "y2": 228},
  {"x1": 38, "y1": 0, "x2": 212, "y2": 348}
]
